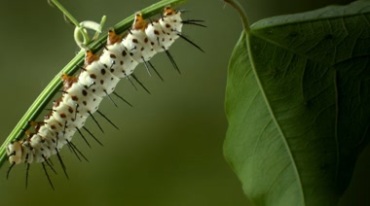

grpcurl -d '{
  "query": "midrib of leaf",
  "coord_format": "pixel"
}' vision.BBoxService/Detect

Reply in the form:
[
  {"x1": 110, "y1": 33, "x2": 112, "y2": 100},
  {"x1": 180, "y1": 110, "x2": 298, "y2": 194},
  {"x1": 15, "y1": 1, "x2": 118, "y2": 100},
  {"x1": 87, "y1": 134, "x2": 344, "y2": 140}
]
[
  {"x1": 333, "y1": 71, "x2": 340, "y2": 188},
  {"x1": 246, "y1": 32, "x2": 306, "y2": 205},
  {"x1": 249, "y1": 27, "x2": 342, "y2": 191}
]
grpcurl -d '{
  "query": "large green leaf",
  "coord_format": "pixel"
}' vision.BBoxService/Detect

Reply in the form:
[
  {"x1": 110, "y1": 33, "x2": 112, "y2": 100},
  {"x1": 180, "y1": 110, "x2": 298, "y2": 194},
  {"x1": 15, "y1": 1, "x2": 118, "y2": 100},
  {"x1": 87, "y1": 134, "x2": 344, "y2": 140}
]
[{"x1": 224, "y1": 1, "x2": 370, "y2": 205}]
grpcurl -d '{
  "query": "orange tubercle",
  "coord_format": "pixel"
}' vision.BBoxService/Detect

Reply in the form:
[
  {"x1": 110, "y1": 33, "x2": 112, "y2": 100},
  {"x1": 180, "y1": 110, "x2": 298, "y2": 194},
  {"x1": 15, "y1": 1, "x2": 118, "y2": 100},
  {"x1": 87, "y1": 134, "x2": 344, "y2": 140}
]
[
  {"x1": 163, "y1": 6, "x2": 176, "y2": 16},
  {"x1": 29, "y1": 121, "x2": 44, "y2": 132},
  {"x1": 61, "y1": 73, "x2": 78, "y2": 90},
  {"x1": 133, "y1": 12, "x2": 148, "y2": 30},
  {"x1": 85, "y1": 50, "x2": 100, "y2": 65},
  {"x1": 29, "y1": 121, "x2": 38, "y2": 128},
  {"x1": 108, "y1": 29, "x2": 122, "y2": 45},
  {"x1": 25, "y1": 130, "x2": 33, "y2": 138}
]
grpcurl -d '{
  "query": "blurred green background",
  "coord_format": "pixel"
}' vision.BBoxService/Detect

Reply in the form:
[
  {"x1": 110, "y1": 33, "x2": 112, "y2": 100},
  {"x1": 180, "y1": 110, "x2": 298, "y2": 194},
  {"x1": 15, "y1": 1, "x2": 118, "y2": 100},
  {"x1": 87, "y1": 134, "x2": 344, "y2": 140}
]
[{"x1": 0, "y1": 0, "x2": 368, "y2": 205}]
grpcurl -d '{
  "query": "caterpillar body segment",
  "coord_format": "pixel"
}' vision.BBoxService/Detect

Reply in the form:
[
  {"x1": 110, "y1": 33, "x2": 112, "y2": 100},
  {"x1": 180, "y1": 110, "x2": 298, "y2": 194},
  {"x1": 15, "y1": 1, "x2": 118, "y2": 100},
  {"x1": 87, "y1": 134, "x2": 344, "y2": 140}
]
[{"x1": 5, "y1": 5, "x2": 204, "y2": 187}]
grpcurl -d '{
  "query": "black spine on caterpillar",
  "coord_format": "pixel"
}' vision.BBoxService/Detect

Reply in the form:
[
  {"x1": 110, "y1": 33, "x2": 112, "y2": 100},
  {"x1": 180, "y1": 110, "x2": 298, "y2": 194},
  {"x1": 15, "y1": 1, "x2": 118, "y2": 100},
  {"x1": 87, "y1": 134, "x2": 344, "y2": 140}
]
[{"x1": 6, "y1": 6, "x2": 204, "y2": 184}]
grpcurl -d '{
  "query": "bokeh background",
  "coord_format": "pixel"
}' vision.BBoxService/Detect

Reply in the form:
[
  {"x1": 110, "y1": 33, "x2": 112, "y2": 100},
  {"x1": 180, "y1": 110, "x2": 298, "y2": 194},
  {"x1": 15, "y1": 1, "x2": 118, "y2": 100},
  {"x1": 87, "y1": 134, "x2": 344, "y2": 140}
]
[{"x1": 0, "y1": 0, "x2": 368, "y2": 205}]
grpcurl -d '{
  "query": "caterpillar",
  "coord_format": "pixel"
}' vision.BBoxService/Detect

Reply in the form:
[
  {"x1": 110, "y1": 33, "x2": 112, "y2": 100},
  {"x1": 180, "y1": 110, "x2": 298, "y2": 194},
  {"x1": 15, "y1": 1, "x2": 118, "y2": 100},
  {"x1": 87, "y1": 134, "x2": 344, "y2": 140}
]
[{"x1": 5, "y1": 3, "x2": 204, "y2": 188}]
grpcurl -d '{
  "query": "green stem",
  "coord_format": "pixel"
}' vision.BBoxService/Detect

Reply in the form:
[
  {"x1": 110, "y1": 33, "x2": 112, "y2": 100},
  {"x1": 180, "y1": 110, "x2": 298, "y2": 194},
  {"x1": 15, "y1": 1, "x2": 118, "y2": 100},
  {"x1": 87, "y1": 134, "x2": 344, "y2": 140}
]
[
  {"x1": 93, "y1": 15, "x2": 107, "y2": 40},
  {"x1": 50, "y1": 0, "x2": 80, "y2": 27},
  {"x1": 0, "y1": 0, "x2": 186, "y2": 169},
  {"x1": 50, "y1": 0, "x2": 91, "y2": 44},
  {"x1": 224, "y1": 0, "x2": 250, "y2": 33}
]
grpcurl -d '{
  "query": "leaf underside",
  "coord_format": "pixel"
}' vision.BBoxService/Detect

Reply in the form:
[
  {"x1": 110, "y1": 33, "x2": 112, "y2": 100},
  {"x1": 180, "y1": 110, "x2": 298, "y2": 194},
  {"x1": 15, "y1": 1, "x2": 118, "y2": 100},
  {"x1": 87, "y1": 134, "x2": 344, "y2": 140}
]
[{"x1": 224, "y1": 1, "x2": 370, "y2": 205}]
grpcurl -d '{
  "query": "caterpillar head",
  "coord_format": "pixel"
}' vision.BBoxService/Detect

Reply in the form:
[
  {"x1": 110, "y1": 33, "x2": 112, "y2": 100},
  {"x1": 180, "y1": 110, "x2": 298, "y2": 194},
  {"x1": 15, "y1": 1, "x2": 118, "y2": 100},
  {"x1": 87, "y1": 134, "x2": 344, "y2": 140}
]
[{"x1": 7, "y1": 141, "x2": 23, "y2": 165}]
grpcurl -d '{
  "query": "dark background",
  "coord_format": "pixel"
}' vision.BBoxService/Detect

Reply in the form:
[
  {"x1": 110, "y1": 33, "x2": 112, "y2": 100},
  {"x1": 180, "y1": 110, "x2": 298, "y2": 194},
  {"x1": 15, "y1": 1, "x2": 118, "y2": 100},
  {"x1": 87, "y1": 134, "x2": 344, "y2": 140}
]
[{"x1": 0, "y1": 0, "x2": 367, "y2": 205}]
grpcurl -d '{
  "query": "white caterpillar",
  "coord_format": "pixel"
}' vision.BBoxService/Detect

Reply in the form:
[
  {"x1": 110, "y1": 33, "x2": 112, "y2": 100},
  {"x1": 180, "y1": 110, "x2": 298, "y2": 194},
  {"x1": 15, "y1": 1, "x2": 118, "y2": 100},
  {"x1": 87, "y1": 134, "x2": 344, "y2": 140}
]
[{"x1": 6, "y1": 6, "x2": 203, "y2": 187}]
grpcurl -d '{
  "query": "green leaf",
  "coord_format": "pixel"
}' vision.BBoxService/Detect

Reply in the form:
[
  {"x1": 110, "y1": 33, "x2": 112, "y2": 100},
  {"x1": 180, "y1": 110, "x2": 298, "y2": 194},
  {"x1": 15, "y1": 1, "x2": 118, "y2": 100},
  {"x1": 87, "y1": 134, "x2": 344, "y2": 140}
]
[{"x1": 224, "y1": 1, "x2": 370, "y2": 205}]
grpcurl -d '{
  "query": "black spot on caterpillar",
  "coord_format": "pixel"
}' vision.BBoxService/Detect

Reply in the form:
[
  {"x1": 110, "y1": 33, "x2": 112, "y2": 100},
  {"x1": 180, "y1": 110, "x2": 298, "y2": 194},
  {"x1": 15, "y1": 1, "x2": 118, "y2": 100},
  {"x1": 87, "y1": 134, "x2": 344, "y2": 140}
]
[{"x1": 5, "y1": 3, "x2": 205, "y2": 189}]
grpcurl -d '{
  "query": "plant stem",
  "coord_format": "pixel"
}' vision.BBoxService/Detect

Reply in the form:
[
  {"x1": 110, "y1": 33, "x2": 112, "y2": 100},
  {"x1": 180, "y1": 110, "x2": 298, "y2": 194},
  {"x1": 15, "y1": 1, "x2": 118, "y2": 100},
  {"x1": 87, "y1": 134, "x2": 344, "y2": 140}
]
[
  {"x1": 50, "y1": 0, "x2": 80, "y2": 27},
  {"x1": 50, "y1": 0, "x2": 93, "y2": 44},
  {"x1": 224, "y1": 0, "x2": 250, "y2": 33}
]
